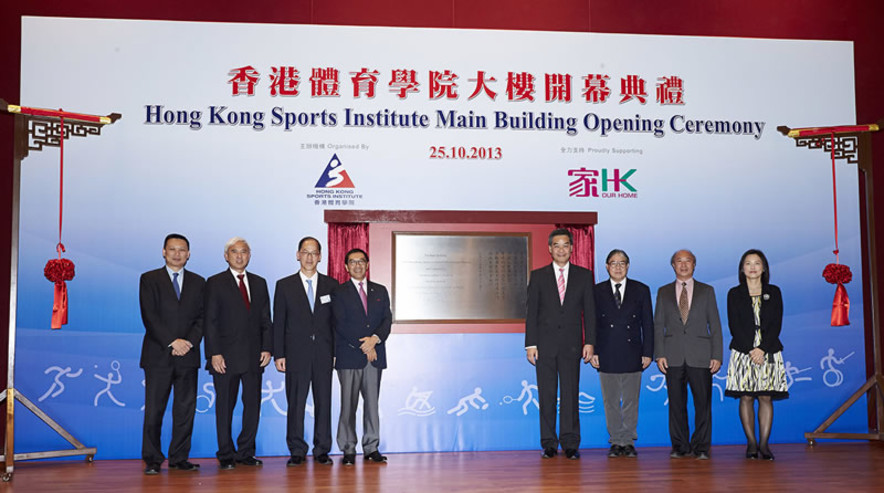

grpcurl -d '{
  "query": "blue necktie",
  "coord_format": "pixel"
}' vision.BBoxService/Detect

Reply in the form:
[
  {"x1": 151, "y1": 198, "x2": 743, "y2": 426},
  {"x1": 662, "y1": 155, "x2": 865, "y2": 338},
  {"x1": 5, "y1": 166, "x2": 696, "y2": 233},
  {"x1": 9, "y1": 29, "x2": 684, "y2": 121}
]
[
  {"x1": 306, "y1": 279, "x2": 315, "y2": 313},
  {"x1": 172, "y1": 272, "x2": 181, "y2": 300}
]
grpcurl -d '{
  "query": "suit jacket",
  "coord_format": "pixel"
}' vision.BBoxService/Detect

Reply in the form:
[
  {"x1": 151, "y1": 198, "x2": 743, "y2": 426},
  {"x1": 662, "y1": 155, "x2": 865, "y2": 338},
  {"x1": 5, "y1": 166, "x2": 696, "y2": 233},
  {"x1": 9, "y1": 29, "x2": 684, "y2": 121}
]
[
  {"x1": 653, "y1": 280, "x2": 723, "y2": 367},
  {"x1": 593, "y1": 278, "x2": 654, "y2": 373},
  {"x1": 727, "y1": 283, "x2": 784, "y2": 354},
  {"x1": 332, "y1": 279, "x2": 392, "y2": 370},
  {"x1": 139, "y1": 267, "x2": 205, "y2": 369},
  {"x1": 273, "y1": 272, "x2": 339, "y2": 367},
  {"x1": 525, "y1": 263, "x2": 596, "y2": 354},
  {"x1": 203, "y1": 270, "x2": 273, "y2": 375}
]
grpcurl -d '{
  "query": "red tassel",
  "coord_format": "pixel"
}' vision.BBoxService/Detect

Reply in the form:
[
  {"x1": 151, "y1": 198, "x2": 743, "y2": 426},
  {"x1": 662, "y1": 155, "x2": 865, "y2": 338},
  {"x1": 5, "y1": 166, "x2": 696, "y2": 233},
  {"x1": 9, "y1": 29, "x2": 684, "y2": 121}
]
[
  {"x1": 830, "y1": 282, "x2": 849, "y2": 326},
  {"x1": 51, "y1": 281, "x2": 68, "y2": 329}
]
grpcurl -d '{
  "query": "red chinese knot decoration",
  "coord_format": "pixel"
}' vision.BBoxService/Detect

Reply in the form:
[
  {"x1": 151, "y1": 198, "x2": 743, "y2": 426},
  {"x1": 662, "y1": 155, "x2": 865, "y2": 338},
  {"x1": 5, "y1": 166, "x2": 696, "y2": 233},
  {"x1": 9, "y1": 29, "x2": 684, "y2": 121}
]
[
  {"x1": 822, "y1": 263, "x2": 852, "y2": 284},
  {"x1": 823, "y1": 263, "x2": 851, "y2": 327},
  {"x1": 44, "y1": 257, "x2": 75, "y2": 329}
]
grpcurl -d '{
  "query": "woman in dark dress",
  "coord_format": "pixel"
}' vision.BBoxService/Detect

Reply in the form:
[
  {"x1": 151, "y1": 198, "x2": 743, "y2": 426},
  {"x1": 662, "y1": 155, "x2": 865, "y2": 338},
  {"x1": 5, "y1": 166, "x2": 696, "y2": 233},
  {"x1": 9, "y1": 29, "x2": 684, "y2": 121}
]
[{"x1": 724, "y1": 249, "x2": 788, "y2": 460}]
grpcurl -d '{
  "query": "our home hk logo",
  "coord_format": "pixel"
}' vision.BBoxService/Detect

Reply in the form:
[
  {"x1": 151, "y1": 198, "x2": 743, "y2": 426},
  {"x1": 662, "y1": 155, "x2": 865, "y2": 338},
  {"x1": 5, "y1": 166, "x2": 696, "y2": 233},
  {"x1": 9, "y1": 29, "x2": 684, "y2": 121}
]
[
  {"x1": 315, "y1": 154, "x2": 355, "y2": 188},
  {"x1": 568, "y1": 168, "x2": 637, "y2": 198}
]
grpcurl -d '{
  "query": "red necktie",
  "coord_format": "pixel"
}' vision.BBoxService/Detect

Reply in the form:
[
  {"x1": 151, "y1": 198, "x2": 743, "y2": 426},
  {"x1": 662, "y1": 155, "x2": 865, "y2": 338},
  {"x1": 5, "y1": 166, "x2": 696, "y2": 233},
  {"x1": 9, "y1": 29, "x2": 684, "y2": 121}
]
[
  {"x1": 359, "y1": 281, "x2": 368, "y2": 315},
  {"x1": 557, "y1": 268, "x2": 566, "y2": 304},
  {"x1": 238, "y1": 273, "x2": 250, "y2": 310}
]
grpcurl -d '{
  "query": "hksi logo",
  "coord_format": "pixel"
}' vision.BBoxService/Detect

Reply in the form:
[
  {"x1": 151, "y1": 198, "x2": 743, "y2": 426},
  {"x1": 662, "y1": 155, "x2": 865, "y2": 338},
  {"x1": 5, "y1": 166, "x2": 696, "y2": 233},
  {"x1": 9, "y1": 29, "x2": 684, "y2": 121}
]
[
  {"x1": 314, "y1": 154, "x2": 355, "y2": 188},
  {"x1": 568, "y1": 168, "x2": 637, "y2": 198}
]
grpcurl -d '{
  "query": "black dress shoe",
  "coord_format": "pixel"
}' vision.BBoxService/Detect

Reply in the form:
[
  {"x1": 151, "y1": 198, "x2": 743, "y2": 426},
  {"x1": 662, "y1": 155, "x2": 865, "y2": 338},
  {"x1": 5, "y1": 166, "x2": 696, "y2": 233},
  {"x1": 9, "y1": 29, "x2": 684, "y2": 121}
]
[
  {"x1": 623, "y1": 445, "x2": 638, "y2": 458},
  {"x1": 286, "y1": 456, "x2": 305, "y2": 467},
  {"x1": 364, "y1": 451, "x2": 388, "y2": 463},
  {"x1": 144, "y1": 463, "x2": 161, "y2": 475},
  {"x1": 608, "y1": 445, "x2": 623, "y2": 458},
  {"x1": 564, "y1": 449, "x2": 580, "y2": 460},
  {"x1": 760, "y1": 448, "x2": 775, "y2": 461},
  {"x1": 169, "y1": 460, "x2": 200, "y2": 471},
  {"x1": 314, "y1": 453, "x2": 333, "y2": 465},
  {"x1": 541, "y1": 448, "x2": 558, "y2": 459},
  {"x1": 219, "y1": 459, "x2": 235, "y2": 470},
  {"x1": 746, "y1": 447, "x2": 759, "y2": 460},
  {"x1": 342, "y1": 454, "x2": 356, "y2": 466},
  {"x1": 236, "y1": 456, "x2": 264, "y2": 466},
  {"x1": 695, "y1": 451, "x2": 710, "y2": 460}
]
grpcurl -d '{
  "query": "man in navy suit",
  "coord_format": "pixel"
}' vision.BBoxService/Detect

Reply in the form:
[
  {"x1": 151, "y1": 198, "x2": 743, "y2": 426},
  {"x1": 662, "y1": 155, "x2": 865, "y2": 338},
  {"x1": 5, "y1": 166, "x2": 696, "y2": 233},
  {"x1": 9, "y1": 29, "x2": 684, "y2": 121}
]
[
  {"x1": 591, "y1": 249, "x2": 654, "y2": 458},
  {"x1": 332, "y1": 248, "x2": 392, "y2": 466},
  {"x1": 204, "y1": 237, "x2": 273, "y2": 469},
  {"x1": 139, "y1": 233, "x2": 205, "y2": 475},
  {"x1": 273, "y1": 236, "x2": 339, "y2": 466},
  {"x1": 525, "y1": 228, "x2": 596, "y2": 460}
]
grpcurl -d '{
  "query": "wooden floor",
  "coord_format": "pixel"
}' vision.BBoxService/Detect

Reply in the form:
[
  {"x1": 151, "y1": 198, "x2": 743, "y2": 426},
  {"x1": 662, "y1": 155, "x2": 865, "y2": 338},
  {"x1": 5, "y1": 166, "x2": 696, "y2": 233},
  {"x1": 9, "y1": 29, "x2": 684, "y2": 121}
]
[{"x1": 2, "y1": 443, "x2": 882, "y2": 492}]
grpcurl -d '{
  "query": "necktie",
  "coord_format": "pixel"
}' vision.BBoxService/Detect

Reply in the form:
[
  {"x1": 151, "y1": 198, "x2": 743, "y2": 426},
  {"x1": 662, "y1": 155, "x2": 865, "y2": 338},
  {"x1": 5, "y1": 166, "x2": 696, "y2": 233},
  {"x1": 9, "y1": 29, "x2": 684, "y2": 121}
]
[
  {"x1": 678, "y1": 281, "x2": 689, "y2": 323},
  {"x1": 557, "y1": 268, "x2": 566, "y2": 304},
  {"x1": 306, "y1": 279, "x2": 315, "y2": 313},
  {"x1": 238, "y1": 273, "x2": 250, "y2": 310},
  {"x1": 614, "y1": 283, "x2": 622, "y2": 309},
  {"x1": 172, "y1": 272, "x2": 181, "y2": 300},
  {"x1": 359, "y1": 281, "x2": 368, "y2": 315}
]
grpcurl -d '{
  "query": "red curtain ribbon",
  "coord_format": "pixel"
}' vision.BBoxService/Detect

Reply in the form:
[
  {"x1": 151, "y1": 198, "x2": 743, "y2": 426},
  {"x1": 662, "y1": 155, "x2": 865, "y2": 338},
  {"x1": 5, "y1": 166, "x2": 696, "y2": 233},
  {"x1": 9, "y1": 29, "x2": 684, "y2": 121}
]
[
  {"x1": 831, "y1": 283, "x2": 850, "y2": 327},
  {"x1": 51, "y1": 281, "x2": 68, "y2": 329},
  {"x1": 830, "y1": 133, "x2": 839, "y2": 262},
  {"x1": 49, "y1": 113, "x2": 71, "y2": 328}
]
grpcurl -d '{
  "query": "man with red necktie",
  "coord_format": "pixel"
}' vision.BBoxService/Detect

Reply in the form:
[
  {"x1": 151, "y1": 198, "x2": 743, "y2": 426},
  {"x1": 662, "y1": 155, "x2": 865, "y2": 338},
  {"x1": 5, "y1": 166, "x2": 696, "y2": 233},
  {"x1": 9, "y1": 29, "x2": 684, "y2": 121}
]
[
  {"x1": 332, "y1": 248, "x2": 392, "y2": 466},
  {"x1": 204, "y1": 237, "x2": 272, "y2": 470},
  {"x1": 525, "y1": 228, "x2": 596, "y2": 460}
]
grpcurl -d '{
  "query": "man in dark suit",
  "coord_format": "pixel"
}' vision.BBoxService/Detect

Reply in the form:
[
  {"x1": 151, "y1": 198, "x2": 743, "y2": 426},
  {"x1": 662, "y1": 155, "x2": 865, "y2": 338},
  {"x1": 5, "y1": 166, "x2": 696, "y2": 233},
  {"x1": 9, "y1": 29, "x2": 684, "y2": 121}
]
[
  {"x1": 525, "y1": 228, "x2": 596, "y2": 460},
  {"x1": 204, "y1": 237, "x2": 273, "y2": 470},
  {"x1": 139, "y1": 233, "x2": 205, "y2": 475},
  {"x1": 332, "y1": 248, "x2": 392, "y2": 466},
  {"x1": 591, "y1": 249, "x2": 654, "y2": 458},
  {"x1": 654, "y1": 249, "x2": 723, "y2": 460},
  {"x1": 273, "y1": 236, "x2": 339, "y2": 466}
]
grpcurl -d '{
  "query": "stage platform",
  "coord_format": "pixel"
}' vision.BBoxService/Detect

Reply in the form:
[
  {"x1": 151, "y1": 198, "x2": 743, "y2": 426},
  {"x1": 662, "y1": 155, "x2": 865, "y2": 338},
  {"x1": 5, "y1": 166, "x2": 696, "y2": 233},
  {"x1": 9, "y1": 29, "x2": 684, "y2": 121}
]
[{"x1": 2, "y1": 443, "x2": 882, "y2": 491}]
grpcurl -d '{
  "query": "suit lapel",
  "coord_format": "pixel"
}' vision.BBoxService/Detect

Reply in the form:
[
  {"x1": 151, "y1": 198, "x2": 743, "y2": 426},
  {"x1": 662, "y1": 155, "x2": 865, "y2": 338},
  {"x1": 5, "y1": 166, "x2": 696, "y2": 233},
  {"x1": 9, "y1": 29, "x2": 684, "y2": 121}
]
[
  {"x1": 686, "y1": 282, "x2": 702, "y2": 322},
  {"x1": 344, "y1": 280, "x2": 365, "y2": 317},
  {"x1": 177, "y1": 270, "x2": 191, "y2": 303},
  {"x1": 662, "y1": 281, "x2": 679, "y2": 319},
  {"x1": 292, "y1": 274, "x2": 314, "y2": 315}
]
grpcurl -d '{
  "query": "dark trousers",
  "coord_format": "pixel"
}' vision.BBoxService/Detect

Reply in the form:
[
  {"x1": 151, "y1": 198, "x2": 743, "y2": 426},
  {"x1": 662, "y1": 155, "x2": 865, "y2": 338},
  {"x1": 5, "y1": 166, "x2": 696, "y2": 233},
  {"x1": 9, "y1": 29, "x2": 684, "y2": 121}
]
[
  {"x1": 536, "y1": 348, "x2": 581, "y2": 450},
  {"x1": 142, "y1": 366, "x2": 197, "y2": 465},
  {"x1": 212, "y1": 371, "x2": 262, "y2": 461},
  {"x1": 666, "y1": 363, "x2": 713, "y2": 454},
  {"x1": 285, "y1": 352, "x2": 333, "y2": 457}
]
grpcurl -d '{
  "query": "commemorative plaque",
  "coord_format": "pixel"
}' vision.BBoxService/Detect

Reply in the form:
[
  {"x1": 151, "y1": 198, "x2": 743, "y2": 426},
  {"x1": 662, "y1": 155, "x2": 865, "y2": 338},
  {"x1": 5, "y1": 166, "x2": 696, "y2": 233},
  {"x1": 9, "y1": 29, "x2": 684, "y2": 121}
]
[{"x1": 393, "y1": 233, "x2": 529, "y2": 322}]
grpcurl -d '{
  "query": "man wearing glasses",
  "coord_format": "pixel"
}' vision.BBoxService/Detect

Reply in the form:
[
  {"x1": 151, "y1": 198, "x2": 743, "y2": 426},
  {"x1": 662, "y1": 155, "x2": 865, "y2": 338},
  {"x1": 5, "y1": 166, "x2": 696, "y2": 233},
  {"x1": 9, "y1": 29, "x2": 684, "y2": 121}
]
[
  {"x1": 332, "y1": 248, "x2": 392, "y2": 465},
  {"x1": 591, "y1": 249, "x2": 654, "y2": 458},
  {"x1": 272, "y1": 237, "x2": 339, "y2": 466}
]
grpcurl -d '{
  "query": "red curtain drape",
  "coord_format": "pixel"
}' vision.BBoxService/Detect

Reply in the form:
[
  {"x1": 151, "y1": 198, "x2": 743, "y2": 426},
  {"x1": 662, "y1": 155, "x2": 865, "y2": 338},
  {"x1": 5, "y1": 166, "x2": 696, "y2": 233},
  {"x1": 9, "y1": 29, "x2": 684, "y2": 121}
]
[
  {"x1": 556, "y1": 223, "x2": 595, "y2": 280},
  {"x1": 327, "y1": 222, "x2": 369, "y2": 283}
]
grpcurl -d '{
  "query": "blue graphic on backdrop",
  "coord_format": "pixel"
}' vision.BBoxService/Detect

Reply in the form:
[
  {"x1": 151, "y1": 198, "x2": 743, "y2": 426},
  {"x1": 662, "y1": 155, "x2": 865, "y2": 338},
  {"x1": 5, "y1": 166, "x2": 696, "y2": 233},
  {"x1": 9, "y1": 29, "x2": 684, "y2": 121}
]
[{"x1": 15, "y1": 331, "x2": 869, "y2": 458}]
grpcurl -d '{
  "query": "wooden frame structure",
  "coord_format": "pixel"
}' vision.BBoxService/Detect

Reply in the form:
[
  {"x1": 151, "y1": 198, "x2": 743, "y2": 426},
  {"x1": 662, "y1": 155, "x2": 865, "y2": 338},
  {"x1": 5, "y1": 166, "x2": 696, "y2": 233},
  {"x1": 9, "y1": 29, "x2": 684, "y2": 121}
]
[
  {"x1": 778, "y1": 122, "x2": 884, "y2": 444},
  {"x1": 0, "y1": 99, "x2": 120, "y2": 481}
]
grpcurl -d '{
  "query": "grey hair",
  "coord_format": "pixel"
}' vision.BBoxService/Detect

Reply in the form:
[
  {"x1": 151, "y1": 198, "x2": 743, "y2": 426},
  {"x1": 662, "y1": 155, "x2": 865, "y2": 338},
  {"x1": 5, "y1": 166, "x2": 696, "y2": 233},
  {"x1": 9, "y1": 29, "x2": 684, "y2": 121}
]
[{"x1": 224, "y1": 236, "x2": 250, "y2": 253}]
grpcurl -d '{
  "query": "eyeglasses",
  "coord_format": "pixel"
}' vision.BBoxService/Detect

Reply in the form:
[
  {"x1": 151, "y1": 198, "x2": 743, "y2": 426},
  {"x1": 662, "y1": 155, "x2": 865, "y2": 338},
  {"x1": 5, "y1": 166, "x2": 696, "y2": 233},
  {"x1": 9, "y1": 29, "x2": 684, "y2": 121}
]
[
  {"x1": 607, "y1": 261, "x2": 627, "y2": 267},
  {"x1": 347, "y1": 259, "x2": 367, "y2": 265},
  {"x1": 299, "y1": 250, "x2": 320, "y2": 257}
]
